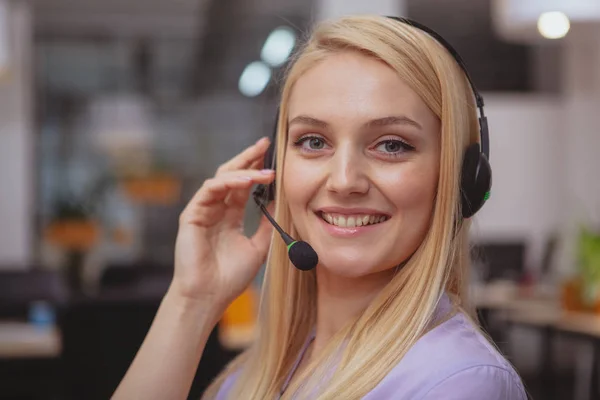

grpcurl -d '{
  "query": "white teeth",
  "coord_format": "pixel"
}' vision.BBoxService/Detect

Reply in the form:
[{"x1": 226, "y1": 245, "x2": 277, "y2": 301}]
[{"x1": 321, "y1": 212, "x2": 388, "y2": 228}]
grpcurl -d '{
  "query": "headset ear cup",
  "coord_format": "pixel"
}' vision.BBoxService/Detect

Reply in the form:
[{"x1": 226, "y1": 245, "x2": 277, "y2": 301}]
[{"x1": 460, "y1": 143, "x2": 492, "y2": 218}]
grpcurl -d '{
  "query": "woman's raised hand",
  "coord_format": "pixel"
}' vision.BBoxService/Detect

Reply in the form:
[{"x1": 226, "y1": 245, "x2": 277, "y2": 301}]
[
  {"x1": 170, "y1": 137, "x2": 274, "y2": 313},
  {"x1": 113, "y1": 138, "x2": 274, "y2": 399}
]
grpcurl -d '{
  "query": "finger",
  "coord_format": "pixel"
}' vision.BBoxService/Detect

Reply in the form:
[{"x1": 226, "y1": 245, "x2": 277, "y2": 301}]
[
  {"x1": 250, "y1": 215, "x2": 274, "y2": 263},
  {"x1": 249, "y1": 158, "x2": 263, "y2": 171},
  {"x1": 224, "y1": 186, "x2": 252, "y2": 210},
  {"x1": 219, "y1": 165, "x2": 274, "y2": 208},
  {"x1": 216, "y1": 137, "x2": 271, "y2": 176},
  {"x1": 192, "y1": 170, "x2": 275, "y2": 207},
  {"x1": 180, "y1": 177, "x2": 249, "y2": 226},
  {"x1": 216, "y1": 168, "x2": 274, "y2": 180},
  {"x1": 181, "y1": 170, "x2": 275, "y2": 228},
  {"x1": 217, "y1": 155, "x2": 272, "y2": 208},
  {"x1": 226, "y1": 162, "x2": 269, "y2": 207}
]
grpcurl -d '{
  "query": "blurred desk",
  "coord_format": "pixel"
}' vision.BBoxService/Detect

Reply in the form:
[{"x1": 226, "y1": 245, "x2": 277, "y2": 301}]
[
  {"x1": 556, "y1": 313, "x2": 600, "y2": 338},
  {"x1": 474, "y1": 281, "x2": 600, "y2": 337},
  {"x1": 473, "y1": 280, "x2": 558, "y2": 310},
  {"x1": 0, "y1": 322, "x2": 61, "y2": 359},
  {"x1": 474, "y1": 281, "x2": 600, "y2": 400},
  {"x1": 507, "y1": 305, "x2": 600, "y2": 336}
]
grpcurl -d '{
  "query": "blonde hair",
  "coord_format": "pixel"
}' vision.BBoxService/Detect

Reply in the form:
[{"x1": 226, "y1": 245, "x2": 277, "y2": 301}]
[{"x1": 203, "y1": 14, "x2": 481, "y2": 400}]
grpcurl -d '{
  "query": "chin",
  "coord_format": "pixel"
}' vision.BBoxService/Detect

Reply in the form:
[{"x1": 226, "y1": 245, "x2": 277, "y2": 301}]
[{"x1": 316, "y1": 252, "x2": 385, "y2": 278}]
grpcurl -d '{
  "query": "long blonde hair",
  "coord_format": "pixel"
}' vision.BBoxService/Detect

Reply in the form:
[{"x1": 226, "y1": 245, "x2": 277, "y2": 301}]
[{"x1": 203, "y1": 14, "x2": 480, "y2": 400}]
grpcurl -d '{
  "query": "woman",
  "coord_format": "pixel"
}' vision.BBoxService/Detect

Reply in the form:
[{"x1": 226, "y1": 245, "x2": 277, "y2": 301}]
[{"x1": 115, "y1": 15, "x2": 527, "y2": 399}]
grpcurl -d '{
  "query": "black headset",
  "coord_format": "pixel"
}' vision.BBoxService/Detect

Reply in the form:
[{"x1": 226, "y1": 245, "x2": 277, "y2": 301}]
[{"x1": 252, "y1": 16, "x2": 492, "y2": 272}]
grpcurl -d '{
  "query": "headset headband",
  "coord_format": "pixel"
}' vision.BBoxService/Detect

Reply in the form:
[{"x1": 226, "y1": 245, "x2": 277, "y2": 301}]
[{"x1": 386, "y1": 16, "x2": 489, "y2": 160}]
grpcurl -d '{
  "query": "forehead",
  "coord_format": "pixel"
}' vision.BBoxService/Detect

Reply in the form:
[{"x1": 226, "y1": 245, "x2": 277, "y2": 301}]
[{"x1": 287, "y1": 51, "x2": 432, "y2": 123}]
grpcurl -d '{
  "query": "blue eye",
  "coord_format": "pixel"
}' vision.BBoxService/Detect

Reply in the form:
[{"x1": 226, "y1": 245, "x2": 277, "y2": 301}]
[
  {"x1": 375, "y1": 139, "x2": 414, "y2": 156},
  {"x1": 306, "y1": 137, "x2": 325, "y2": 150},
  {"x1": 293, "y1": 135, "x2": 327, "y2": 151}
]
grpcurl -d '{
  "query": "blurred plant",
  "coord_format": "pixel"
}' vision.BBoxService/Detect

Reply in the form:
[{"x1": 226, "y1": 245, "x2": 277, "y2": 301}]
[
  {"x1": 50, "y1": 172, "x2": 115, "y2": 222},
  {"x1": 44, "y1": 172, "x2": 115, "y2": 293},
  {"x1": 578, "y1": 226, "x2": 600, "y2": 305},
  {"x1": 118, "y1": 157, "x2": 182, "y2": 206}
]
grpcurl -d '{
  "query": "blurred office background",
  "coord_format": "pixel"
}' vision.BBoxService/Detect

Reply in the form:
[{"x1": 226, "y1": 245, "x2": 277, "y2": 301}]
[{"x1": 0, "y1": 0, "x2": 599, "y2": 399}]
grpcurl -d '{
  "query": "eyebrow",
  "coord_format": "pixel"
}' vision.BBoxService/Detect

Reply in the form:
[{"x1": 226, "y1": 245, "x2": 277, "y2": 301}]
[
  {"x1": 288, "y1": 114, "x2": 422, "y2": 130},
  {"x1": 365, "y1": 115, "x2": 422, "y2": 130}
]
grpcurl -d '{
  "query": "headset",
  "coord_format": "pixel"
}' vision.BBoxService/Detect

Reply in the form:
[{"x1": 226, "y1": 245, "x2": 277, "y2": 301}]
[{"x1": 252, "y1": 16, "x2": 492, "y2": 272}]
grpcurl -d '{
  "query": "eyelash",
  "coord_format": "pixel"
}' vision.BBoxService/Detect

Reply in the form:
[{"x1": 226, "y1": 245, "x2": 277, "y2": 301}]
[
  {"x1": 292, "y1": 135, "x2": 415, "y2": 158},
  {"x1": 291, "y1": 135, "x2": 326, "y2": 154}
]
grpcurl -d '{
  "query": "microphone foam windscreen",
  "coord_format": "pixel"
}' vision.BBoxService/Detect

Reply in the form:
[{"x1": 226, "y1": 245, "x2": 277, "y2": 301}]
[{"x1": 289, "y1": 241, "x2": 319, "y2": 271}]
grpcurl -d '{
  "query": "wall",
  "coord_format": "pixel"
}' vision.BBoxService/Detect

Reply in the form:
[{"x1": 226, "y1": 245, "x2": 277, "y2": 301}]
[
  {"x1": 0, "y1": 1, "x2": 33, "y2": 268},
  {"x1": 475, "y1": 94, "x2": 564, "y2": 272},
  {"x1": 315, "y1": 0, "x2": 405, "y2": 21}
]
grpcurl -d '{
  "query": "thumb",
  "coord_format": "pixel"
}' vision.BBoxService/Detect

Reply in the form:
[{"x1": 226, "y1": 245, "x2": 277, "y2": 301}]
[{"x1": 250, "y1": 215, "x2": 274, "y2": 262}]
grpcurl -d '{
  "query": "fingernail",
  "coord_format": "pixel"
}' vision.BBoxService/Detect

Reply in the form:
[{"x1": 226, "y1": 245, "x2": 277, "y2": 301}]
[
  {"x1": 260, "y1": 169, "x2": 274, "y2": 175},
  {"x1": 257, "y1": 136, "x2": 269, "y2": 144},
  {"x1": 238, "y1": 176, "x2": 253, "y2": 181}
]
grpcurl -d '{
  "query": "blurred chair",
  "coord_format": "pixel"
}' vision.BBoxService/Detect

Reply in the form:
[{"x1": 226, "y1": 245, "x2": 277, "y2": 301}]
[
  {"x1": 100, "y1": 261, "x2": 171, "y2": 289},
  {"x1": 539, "y1": 233, "x2": 559, "y2": 280},
  {"x1": 99, "y1": 262, "x2": 173, "y2": 301},
  {"x1": 59, "y1": 296, "x2": 161, "y2": 400},
  {"x1": 99, "y1": 265, "x2": 138, "y2": 289},
  {"x1": 472, "y1": 241, "x2": 526, "y2": 283},
  {"x1": 0, "y1": 269, "x2": 67, "y2": 319},
  {"x1": 471, "y1": 241, "x2": 527, "y2": 355},
  {"x1": 59, "y1": 290, "x2": 233, "y2": 399}
]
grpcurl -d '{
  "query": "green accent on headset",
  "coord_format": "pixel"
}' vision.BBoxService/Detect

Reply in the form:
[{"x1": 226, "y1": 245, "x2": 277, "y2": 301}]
[
  {"x1": 484, "y1": 191, "x2": 491, "y2": 201},
  {"x1": 287, "y1": 241, "x2": 297, "y2": 252}
]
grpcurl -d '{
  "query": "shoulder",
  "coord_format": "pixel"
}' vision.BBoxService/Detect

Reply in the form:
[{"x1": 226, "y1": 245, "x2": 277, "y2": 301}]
[
  {"x1": 416, "y1": 364, "x2": 528, "y2": 399},
  {"x1": 213, "y1": 370, "x2": 240, "y2": 400},
  {"x1": 364, "y1": 312, "x2": 528, "y2": 400}
]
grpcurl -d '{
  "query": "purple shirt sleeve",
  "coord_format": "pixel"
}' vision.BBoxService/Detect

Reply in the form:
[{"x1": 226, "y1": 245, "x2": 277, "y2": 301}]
[
  {"x1": 417, "y1": 365, "x2": 528, "y2": 400},
  {"x1": 214, "y1": 371, "x2": 239, "y2": 400}
]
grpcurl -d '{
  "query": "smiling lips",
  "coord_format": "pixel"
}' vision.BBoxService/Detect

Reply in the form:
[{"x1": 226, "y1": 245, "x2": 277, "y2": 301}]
[{"x1": 319, "y1": 212, "x2": 390, "y2": 228}]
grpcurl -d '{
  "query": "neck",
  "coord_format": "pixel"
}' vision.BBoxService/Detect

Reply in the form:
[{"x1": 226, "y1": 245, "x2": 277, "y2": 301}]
[{"x1": 312, "y1": 267, "x2": 395, "y2": 355}]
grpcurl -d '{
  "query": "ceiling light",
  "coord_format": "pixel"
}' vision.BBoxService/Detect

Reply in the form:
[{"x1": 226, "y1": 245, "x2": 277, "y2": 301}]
[
  {"x1": 260, "y1": 26, "x2": 296, "y2": 68},
  {"x1": 239, "y1": 61, "x2": 271, "y2": 97},
  {"x1": 537, "y1": 11, "x2": 570, "y2": 39}
]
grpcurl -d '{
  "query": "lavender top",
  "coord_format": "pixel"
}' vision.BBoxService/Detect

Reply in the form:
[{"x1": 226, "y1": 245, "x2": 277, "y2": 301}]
[{"x1": 215, "y1": 296, "x2": 527, "y2": 399}]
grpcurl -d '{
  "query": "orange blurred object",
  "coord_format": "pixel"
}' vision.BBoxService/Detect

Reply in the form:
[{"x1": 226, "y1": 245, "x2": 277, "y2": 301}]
[
  {"x1": 111, "y1": 226, "x2": 133, "y2": 245},
  {"x1": 44, "y1": 220, "x2": 100, "y2": 251},
  {"x1": 120, "y1": 174, "x2": 182, "y2": 205},
  {"x1": 222, "y1": 287, "x2": 257, "y2": 326},
  {"x1": 561, "y1": 277, "x2": 600, "y2": 313},
  {"x1": 219, "y1": 286, "x2": 258, "y2": 349}
]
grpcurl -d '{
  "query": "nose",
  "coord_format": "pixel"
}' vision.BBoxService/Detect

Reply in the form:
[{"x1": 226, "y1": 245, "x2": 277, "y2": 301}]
[{"x1": 325, "y1": 144, "x2": 370, "y2": 197}]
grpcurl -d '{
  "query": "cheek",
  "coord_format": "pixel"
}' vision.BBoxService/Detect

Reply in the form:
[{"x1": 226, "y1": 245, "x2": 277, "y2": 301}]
[
  {"x1": 282, "y1": 156, "x2": 318, "y2": 209},
  {"x1": 382, "y1": 162, "x2": 438, "y2": 217},
  {"x1": 372, "y1": 162, "x2": 438, "y2": 270}
]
